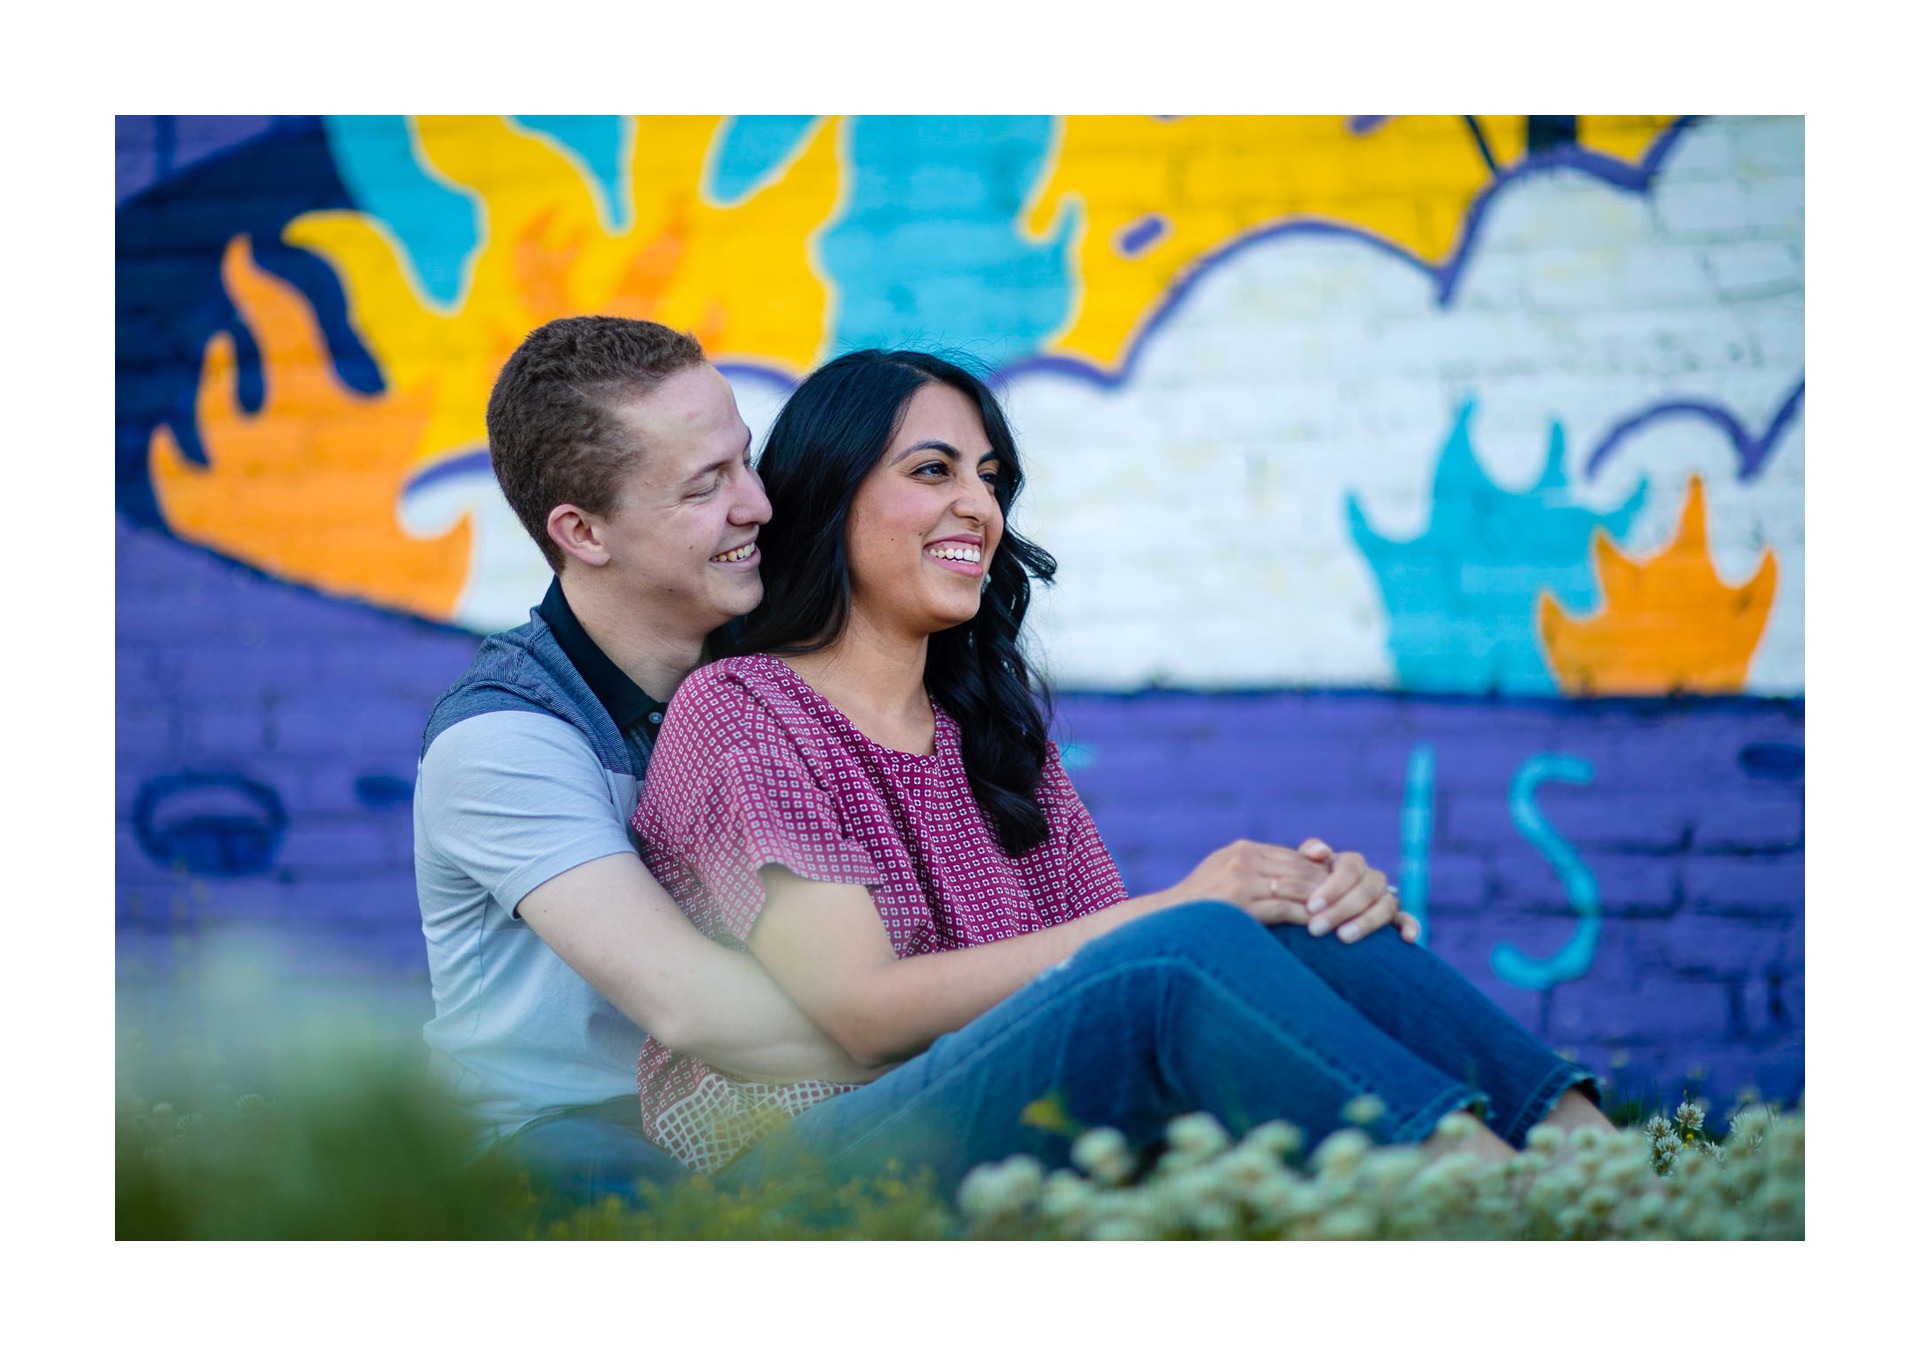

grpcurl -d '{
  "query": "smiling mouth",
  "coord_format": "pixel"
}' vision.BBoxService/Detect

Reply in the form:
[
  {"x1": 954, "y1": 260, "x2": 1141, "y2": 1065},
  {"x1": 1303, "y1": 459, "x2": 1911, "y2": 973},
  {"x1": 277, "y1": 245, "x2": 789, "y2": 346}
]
[
  {"x1": 926, "y1": 542, "x2": 985, "y2": 575},
  {"x1": 710, "y1": 543, "x2": 758, "y2": 565}
]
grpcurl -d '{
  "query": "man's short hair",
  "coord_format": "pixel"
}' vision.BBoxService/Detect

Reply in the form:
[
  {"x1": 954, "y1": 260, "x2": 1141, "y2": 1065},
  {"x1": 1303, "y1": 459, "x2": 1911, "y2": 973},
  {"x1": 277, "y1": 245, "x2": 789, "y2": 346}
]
[{"x1": 487, "y1": 316, "x2": 707, "y2": 571}]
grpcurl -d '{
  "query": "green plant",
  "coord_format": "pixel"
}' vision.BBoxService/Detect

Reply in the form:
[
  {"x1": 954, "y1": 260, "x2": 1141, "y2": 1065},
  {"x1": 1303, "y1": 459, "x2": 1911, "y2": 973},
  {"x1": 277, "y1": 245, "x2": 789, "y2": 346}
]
[{"x1": 116, "y1": 1029, "x2": 1802, "y2": 1240}]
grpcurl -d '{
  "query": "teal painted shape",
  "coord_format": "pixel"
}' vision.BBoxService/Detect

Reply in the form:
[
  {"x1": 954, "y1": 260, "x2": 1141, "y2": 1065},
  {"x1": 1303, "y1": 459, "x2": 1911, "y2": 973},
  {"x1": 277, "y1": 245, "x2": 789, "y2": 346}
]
[
  {"x1": 323, "y1": 115, "x2": 479, "y2": 310},
  {"x1": 706, "y1": 116, "x2": 822, "y2": 206},
  {"x1": 509, "y1": 115, "x2": 632, "y2": 231},
  {"x1": 1398, "y1": 741, "x2": 1434, "y2": 945},
  {"x1": 1348, "y1": 401, "x2": 1647, "y2": 693},
  {"x1": 819, "y1": 116, "x2": 1079, "y2": 369},
  {"x1": 1491, "y1": 753, "x2": 1601, "y2": 990}
]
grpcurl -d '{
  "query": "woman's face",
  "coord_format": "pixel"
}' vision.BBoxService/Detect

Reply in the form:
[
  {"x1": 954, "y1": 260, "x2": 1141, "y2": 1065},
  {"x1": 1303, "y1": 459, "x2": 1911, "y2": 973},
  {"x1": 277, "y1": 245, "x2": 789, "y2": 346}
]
[{"x1": 843, "y1": 381, "x2": 1005, "y2": 642}]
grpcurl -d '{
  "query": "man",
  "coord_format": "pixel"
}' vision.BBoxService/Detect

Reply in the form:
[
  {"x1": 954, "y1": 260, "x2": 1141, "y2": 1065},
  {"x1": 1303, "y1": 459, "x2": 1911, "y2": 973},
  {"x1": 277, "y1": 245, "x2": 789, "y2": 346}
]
[
  {"x1": 415, "y1": 316, "x2": 1405, "y2": 1204},
  {"x1": 415, "y1": 317, "x2": 871, "y2": 1199}
]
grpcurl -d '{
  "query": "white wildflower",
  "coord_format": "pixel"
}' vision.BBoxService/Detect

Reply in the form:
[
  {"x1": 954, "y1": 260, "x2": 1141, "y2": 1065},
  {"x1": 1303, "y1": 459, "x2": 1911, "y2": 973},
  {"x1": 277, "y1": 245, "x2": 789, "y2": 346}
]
[
  {"x1": 1309, "y1": 1127, "x2": 1373, "y2": 1177},
  {"x1": 1070, "y1": 1127, "x2": 1134, "y2": 1187},
  {"x1": 1165, "y1": 1111, "x2": 1230, "y2": 1160},
  {"x1": 1243, "y1": 1120, "x2": 1303, "y2": 1162},
  {"x1": 1341, "y1": 1094, "x2": 1386, "y2": 1127},
  {"x1": 1524, "y1": 1124, "x2": 1567, "y2": 1157}
]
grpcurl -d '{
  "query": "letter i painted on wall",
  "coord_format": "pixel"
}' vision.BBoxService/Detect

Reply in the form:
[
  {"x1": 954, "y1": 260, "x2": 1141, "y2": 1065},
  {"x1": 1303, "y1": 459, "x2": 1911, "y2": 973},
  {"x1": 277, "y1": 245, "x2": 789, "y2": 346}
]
[
  {"x1": 1491, "y1": 753, "x2": 1602, "y2": 991},
  {"x1": 1398, "y1": 742, "x2": 1435, "y2": 945}
]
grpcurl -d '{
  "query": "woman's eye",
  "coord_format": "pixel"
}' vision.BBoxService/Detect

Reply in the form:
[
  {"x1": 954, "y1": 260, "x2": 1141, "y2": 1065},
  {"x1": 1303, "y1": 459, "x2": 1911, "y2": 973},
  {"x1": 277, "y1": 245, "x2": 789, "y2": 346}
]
[{"x1": 913, "y1": 462, "x2": 948, "y2": 478}]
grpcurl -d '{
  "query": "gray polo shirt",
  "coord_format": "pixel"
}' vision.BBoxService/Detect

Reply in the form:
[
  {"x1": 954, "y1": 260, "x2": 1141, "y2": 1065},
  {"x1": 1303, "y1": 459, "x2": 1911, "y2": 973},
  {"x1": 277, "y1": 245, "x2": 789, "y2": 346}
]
[{"x1": 413, "y1": 580, "x2": 671, "y2": 1144}]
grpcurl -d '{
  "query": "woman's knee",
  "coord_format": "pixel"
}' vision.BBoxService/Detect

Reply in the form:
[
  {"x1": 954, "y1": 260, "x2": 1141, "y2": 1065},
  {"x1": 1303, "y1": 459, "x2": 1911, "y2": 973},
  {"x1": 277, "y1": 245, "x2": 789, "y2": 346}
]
[{"x1": 1089, "y1": 900, "x2": 1272, "y2": 970}]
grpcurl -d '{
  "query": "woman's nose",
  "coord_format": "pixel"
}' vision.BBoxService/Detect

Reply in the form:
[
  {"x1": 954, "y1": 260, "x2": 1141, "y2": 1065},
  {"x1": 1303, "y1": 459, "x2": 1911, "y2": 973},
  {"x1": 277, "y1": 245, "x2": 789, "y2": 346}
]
[{"x1": 955, "y1": 471, "x2": 997, "y2": 524}]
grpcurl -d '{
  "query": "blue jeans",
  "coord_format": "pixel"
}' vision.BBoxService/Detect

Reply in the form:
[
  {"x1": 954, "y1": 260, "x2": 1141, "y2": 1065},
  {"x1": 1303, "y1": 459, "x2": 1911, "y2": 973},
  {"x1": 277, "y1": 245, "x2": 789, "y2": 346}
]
[
  {"x1": 727, "y1": 902, "x2": 1595, "y2": 1196},
  {"x1": 496, "y1": 1096, "x2": 687, "y2": 1211}
]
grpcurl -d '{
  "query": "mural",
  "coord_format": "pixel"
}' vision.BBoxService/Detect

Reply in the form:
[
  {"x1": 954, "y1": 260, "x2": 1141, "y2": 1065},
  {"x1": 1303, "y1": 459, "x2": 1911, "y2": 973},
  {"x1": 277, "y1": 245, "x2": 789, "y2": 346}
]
[{"x1": 116, "y1": 115, "x2": 1805, "y2": 1111}]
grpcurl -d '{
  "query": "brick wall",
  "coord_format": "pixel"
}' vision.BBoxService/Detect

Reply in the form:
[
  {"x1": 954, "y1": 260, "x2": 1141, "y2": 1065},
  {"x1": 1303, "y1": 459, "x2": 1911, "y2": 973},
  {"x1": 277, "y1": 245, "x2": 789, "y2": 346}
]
[{"x1": 116, "y1": 115, "x2": 1804, "y2": 1115}]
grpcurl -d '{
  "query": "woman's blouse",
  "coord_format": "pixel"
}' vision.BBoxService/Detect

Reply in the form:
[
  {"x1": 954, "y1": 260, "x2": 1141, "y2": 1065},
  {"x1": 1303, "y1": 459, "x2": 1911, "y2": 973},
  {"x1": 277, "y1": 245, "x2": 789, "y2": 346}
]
[{"x1": 629, "y1": 653, "x2": 1130, "y2": 1173}]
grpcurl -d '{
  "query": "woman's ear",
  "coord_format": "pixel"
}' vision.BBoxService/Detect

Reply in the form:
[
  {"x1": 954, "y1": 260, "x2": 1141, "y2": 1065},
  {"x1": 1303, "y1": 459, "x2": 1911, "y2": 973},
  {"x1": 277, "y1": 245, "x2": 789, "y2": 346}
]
[{"x1": 547, "y1": 503, "x2": 612, "y2": 569}]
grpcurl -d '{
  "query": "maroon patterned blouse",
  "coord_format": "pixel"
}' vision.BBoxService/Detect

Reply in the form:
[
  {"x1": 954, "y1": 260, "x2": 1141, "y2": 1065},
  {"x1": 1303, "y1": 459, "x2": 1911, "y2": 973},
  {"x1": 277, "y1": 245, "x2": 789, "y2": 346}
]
[{"x1": 630, "y1": 654, "x2": 1129, "y2": 1172}]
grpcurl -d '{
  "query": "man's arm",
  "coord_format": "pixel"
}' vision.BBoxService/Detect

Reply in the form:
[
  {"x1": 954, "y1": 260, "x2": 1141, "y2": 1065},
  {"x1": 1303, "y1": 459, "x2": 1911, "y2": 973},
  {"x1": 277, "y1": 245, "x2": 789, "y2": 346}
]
[
  {"x1": 417, "y1": 709, "x2": 874, "y2": 1086},
  {"x1": 517, "y1": 853, "x2": 879, "y2": 1085}
]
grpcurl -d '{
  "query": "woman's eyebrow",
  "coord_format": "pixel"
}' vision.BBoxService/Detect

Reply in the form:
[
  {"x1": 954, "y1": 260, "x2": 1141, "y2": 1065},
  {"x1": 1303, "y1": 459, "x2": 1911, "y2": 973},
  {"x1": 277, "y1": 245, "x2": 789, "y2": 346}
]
[{"x1": 891, "y1": 439, "x2": 1000, "y2": 465}]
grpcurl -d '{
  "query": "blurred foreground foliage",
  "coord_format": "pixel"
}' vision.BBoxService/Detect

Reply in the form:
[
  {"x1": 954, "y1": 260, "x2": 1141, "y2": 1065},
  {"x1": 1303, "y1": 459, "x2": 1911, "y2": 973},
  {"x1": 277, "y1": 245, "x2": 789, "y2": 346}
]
[{"x1": 117, "y1": 1028, "x2": 1802, "y2": 1240}]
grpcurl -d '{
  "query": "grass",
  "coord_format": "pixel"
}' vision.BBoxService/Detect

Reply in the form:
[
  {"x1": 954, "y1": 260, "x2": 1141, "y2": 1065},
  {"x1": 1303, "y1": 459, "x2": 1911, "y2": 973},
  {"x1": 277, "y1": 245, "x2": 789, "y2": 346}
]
[{"x1": 116, "y1": 1027, "x2": 1802, "y2": 1241}]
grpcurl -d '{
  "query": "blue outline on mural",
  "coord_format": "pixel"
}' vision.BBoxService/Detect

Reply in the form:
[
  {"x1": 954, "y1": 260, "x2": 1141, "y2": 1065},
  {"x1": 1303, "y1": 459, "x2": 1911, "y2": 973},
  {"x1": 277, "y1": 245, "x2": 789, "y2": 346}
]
[{"x1": 1588, "y1": 379, "x2": 1806, "y2": 482}]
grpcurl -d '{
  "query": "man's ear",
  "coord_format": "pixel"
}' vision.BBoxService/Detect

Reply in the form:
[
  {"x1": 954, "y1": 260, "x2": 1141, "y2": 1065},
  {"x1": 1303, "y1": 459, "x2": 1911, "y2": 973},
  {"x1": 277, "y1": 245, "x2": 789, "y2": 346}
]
[{"x1": 547, "y1": 504, "x2": 611, "y2": 569}]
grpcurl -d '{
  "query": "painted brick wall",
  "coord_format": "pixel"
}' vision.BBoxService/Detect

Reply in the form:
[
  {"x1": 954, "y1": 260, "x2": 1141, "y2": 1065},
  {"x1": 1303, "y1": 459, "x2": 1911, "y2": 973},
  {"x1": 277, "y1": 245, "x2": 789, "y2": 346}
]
[{"x1": 116, "y1": 115, "x2": 1804, "y2": 1116}]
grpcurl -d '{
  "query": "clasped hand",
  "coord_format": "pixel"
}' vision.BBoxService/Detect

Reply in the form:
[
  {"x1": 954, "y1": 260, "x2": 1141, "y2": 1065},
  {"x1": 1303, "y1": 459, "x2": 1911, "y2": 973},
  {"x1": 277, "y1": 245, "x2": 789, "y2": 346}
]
[{"x1": 1167, "y1": 838, "x2": 1418, "y2": 944}]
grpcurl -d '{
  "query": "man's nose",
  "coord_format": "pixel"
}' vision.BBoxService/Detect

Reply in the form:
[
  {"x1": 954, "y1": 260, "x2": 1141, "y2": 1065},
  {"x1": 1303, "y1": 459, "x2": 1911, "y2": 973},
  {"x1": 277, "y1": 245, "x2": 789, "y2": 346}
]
[{"x1": 734, "y1": 464, "x2": 773, "y2": 523}]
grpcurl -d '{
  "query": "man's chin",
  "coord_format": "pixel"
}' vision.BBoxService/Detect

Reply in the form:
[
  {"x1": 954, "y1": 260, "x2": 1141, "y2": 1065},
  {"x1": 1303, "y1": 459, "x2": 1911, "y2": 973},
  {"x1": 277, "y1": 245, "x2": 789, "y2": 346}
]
[{"x1": 724, "y1": 575, "x2": 765, "y2": 621}]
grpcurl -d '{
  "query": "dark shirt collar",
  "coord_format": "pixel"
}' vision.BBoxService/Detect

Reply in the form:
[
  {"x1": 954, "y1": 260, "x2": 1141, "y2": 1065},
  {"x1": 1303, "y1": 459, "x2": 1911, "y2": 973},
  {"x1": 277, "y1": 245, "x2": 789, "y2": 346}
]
[{"x1": 536, "y1": 577, "x2": 668, "y2": 742}]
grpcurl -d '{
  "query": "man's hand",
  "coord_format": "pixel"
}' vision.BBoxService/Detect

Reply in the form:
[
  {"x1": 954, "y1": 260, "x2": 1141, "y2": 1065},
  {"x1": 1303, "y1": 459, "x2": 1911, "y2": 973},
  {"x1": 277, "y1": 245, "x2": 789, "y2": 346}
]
[{"x1": 1296, "y1": 838, "x2": 1418, "y2": 944}]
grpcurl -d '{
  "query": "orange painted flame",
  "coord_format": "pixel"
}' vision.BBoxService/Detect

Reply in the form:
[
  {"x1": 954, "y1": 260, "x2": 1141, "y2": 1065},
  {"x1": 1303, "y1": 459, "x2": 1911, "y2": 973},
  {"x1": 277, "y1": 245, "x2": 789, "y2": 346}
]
[
  {"x1": 1539, "y1": 476, "x2": 1776, "y2": 694},
  {"x1": 147, "y1": 236, "x2": 471, "y2": 621}
]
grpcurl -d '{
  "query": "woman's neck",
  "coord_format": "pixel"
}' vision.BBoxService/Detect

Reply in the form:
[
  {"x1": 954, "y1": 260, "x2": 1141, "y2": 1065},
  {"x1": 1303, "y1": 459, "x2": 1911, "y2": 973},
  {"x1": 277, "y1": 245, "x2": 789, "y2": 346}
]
[{"x1": 782, "y1": 614, "x2": 936, "y2": 755}]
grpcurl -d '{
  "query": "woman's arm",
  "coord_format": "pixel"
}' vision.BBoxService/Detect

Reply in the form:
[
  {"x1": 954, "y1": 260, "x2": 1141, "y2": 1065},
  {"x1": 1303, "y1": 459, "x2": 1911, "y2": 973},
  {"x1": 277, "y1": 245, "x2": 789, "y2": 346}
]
[
  {"x1": 746, "y1": 867, "x2": 1163, "y2": 1067},
  {"x1": 746, "y1": 834, "x2": 1344, "y2": 1068}
]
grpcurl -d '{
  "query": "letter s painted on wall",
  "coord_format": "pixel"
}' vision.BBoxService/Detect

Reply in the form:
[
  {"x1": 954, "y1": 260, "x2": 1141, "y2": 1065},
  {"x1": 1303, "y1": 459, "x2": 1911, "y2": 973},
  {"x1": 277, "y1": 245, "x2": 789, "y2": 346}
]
[{"x1": 1491, "y1": 753, "x2": 1601, "y2": 991}]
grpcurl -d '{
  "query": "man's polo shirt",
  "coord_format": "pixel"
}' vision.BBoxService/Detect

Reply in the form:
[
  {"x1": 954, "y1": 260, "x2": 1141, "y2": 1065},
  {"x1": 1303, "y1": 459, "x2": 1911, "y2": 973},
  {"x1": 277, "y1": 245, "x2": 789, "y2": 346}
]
[
  {"x1": 413, "y1": 579, "x2": 674, "y2": 1143},
  {"x1": 536, "y1": 577, "x2": 668, "y2": 775}
]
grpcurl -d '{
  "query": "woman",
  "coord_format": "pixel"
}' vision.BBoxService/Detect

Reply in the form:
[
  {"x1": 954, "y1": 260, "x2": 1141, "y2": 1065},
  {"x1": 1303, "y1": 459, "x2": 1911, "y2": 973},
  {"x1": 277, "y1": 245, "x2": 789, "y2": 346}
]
[{"x1": 631, "y1": 350, "x2": 1607, "y2": 1185}]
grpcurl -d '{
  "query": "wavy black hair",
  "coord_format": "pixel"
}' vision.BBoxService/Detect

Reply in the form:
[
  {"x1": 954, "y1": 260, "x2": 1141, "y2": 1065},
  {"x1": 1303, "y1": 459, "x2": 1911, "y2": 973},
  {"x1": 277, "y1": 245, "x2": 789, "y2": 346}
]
[{"x1": 723, "y1": 349, "x2": 1060, "y2": 856}]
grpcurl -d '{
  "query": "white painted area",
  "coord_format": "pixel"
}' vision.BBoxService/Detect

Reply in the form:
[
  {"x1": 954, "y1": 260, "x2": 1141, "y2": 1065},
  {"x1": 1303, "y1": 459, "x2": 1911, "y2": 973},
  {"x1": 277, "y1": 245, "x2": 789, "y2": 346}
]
[
  {"x1": 1003, "y1": 114, "x2": 1803, "y2": 692},
  {"x1": 425, "y1": 117, "x2": 1804, "y2": 693}
]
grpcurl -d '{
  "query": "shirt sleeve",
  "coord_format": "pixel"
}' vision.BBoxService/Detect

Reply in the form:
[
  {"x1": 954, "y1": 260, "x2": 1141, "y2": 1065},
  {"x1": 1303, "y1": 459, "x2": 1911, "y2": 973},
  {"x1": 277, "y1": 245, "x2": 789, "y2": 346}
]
[
  {"x1": 416, "y1": 709, "x2": 637, "y2": 914},
  {"x1": 636, "y1": 669, "x2": 885, "y2": 947},
  {"x1": 1036, "y1": 741, "x2": 1131, "y2": 915}
]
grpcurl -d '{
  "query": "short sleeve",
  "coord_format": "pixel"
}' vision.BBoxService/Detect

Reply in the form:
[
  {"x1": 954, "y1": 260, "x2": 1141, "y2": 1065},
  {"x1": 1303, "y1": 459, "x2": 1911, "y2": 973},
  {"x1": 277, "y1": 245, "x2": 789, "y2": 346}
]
[
  {"x1": 1035, "y1": 742, "x2": 1130, "y2": 914},
  {"x1": 636, "y1": 669, "x2": 885, "y2": 946},
  {"x1": 416, "y1": 710, "x2": 637, "y2": 914}
]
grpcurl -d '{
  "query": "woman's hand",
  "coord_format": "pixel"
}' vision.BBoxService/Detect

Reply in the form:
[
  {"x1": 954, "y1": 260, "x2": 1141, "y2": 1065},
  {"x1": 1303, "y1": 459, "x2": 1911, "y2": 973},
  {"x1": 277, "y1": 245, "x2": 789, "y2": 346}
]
[
  {"x1": 1296, "y1": 839, "x2": 1419, "y2": 944},
  {"x1": 1157, "y1": 839, "x2": 1333, "y2": 926},
  {"x1": 1152, "y1": 838, "x2": 1417, "y2": 944}
]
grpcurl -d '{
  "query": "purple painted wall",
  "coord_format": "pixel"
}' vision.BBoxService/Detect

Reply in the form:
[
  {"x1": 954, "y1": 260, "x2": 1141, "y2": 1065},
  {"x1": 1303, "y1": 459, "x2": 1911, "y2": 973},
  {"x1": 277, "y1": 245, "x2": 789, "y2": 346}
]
[{"x1": 117, "y1": 511, "x2": 1802, "y2": 1111}]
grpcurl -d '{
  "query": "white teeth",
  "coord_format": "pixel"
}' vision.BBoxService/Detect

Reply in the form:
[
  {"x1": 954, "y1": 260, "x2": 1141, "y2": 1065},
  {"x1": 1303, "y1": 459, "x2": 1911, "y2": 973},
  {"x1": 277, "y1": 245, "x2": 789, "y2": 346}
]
[
  {"x1": 927, "y1": 545, "x2": 982, "y2": 563},
  {"x1": 711, "y1": 544, "x2": 755, "y2": 563}
]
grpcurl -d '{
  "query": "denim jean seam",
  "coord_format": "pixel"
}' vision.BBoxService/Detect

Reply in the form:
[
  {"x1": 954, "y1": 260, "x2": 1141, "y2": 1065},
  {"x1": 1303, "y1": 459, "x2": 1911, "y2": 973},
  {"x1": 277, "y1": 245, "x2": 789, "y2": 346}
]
[
  {"x1": 1498, "y1": 1060, "x2": 1597, "y2": 1146},
  {"x1": 1387, "y1": 1084, "x2": 1489, "y2": 1145},
  {"x1": 1155, "y1": 950, "x2": 1401, "y2": 1115}
]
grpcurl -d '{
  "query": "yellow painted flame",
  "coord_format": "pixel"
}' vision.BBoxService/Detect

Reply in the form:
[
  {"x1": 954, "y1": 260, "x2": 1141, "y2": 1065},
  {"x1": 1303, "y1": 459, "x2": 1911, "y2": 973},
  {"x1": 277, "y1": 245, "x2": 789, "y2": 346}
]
[
  {"x1": 152, "y1": 116, "x2": 846, "y2": 620},
  {"x1": 284, "y1": 115, "x2": 842, "y2": 472},
  {"x1": 148, "y1": 235, "x2": 470, "y2": 619},
  {"x1": 1027, "y1": 114, "x2": 1678, "y2": 373},
  {"x1": 1539, "y1": 475, "x2": 1777, "y2": 694}
]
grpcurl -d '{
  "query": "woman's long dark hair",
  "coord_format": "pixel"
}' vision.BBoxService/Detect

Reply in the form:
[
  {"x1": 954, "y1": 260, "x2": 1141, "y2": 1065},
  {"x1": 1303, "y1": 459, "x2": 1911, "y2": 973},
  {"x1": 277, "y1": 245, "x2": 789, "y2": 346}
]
[{"x1": 724, "y1": 349, "x2": 1060, "y2": 856}]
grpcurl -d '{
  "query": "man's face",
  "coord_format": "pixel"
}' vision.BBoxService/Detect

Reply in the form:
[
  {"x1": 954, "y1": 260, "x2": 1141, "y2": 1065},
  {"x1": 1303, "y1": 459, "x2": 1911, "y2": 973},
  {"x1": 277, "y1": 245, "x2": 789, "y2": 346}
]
[{"x1": 589, "y1": 363, "x2": 771, "y2": 637}]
